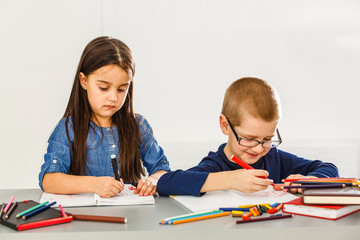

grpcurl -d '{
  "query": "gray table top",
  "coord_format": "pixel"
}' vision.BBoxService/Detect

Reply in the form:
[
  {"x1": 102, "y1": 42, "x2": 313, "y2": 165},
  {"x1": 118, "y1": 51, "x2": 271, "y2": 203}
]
[{"x1": 0, "y1": 189, "x2": 359, "y2": 240}]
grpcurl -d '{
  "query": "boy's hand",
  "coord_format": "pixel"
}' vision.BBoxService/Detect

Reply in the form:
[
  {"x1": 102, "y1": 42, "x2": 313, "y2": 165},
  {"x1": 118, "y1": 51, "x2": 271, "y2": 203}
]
[
  {"x1": 134, "y1": 178, "x2": 157, "y2": 196},
  {"x1": 93, "y1": 177, "x2": 124, "y2": 198},
  {"x1": 283, "y1": 174, "x2": 318, "y2": 193},
  {"x1": 230, "y1": 169, "x2": 273, "y2": 193}
]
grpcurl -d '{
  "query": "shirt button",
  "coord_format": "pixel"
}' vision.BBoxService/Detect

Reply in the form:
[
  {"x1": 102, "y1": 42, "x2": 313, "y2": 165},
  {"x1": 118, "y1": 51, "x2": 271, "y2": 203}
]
[
  {"x1": 112, "y1": 144, "x2": 116, "y2": 148},
  {"x1": 163, "y1": 160, "x2": 167, "y2": 164},
  {"x1": 52, "y1": 159, "x2": 57, "y2": 164},
  {"x1": 106, "y1": 128, "x2": 110, "y2": 131}
]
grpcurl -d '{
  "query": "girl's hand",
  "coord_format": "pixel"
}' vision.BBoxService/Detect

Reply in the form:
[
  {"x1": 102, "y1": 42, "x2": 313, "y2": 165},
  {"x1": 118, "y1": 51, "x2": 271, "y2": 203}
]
[
  {"x1": 229, "y1": 169, "x2": 273, "y2": 193},
  {"x1": 93, "y1": 177, "x2": 124, "y2": 198},
  {"x1": 283, "y1": 174, "x2": 318, "y2": 193},
  {"x1": 134, "y1": 178, "x2": 156, "y2": 196}
]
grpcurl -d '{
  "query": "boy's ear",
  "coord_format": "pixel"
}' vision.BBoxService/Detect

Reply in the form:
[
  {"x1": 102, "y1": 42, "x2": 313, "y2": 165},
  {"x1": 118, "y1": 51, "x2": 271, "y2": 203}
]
[
  {"x1": 79, "y1": 72, "x2": 87, "y2": 90},
  {"x1": 219, "y1": 114, "x2": 230, "y2": 135}
]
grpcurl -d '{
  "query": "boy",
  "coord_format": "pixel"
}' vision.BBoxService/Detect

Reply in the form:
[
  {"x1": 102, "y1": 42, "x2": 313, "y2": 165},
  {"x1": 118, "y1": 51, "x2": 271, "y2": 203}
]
[{"x1": 157, "y1": 77, "x2": 339, "y2": 196}]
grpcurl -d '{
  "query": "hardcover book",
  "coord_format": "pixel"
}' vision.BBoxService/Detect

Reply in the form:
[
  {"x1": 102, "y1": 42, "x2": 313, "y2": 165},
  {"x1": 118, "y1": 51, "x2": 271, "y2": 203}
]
[
  {"x1": 282, "y1": 197, "x2": 360, "y2": 220},
  {"x1": 302, "y1": 186, "x2": 360, "y2": 205},
  {"x1": 0, "y1": 200, "x2": 72, "y2": 231}
]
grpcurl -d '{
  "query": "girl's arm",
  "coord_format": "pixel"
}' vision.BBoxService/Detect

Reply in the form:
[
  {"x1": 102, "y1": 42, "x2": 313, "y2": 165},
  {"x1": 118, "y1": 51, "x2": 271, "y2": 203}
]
[
  {"x1": 134, "y1": 170, "x2": 167, "y2": 196},
  {"x1": 42, "y1": 173, "x2": 124, "y2": 198}
]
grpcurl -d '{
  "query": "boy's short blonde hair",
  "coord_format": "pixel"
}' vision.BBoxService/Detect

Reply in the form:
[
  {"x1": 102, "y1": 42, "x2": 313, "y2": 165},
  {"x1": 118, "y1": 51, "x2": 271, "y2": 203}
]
[{"x1": 221, "y1": 77, "x2": 281, "y2": 126}]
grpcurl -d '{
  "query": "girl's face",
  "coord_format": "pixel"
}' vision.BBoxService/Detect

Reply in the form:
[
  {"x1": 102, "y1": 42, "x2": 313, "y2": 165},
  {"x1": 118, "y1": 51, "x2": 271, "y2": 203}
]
[
  {"x1": 221, "y1": 112, "x2": 278, "y2": 165},
  {"x1": 79, "y1": 64, "x2": 131, "y2": 127}
]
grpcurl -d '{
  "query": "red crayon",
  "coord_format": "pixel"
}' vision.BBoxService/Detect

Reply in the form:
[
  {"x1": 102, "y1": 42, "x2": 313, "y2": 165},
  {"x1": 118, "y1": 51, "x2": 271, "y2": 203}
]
[{"x1": 231, "y1": 155, "x2": 274, "y2": 186}]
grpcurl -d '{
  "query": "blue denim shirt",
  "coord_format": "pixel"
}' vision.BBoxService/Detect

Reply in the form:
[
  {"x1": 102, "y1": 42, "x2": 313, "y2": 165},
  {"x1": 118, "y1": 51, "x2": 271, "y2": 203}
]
[{"x1": 38, "y1": 115, "x2": 170, "y2": 190}]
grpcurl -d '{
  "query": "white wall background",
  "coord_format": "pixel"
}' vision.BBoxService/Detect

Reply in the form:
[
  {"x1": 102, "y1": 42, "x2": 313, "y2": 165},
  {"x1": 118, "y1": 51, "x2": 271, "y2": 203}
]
[{"x1": 0, "y1": 0, "x2": 359, "y2": 189}]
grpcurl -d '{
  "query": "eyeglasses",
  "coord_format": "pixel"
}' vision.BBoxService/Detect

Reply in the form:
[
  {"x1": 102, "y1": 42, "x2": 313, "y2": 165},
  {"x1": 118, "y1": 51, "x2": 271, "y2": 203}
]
[{"x1": 226, "y1": 118, "x2": 282, "y2": 149}]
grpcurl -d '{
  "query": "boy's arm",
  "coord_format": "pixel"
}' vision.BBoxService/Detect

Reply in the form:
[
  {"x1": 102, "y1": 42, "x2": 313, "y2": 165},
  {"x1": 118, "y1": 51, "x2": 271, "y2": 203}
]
[
  {"x1": 201, "y1": 169, "x2": 273, "y2": 193},
  {"x1": 42, "y1": 173, "x2": 124, "y2": 198}
]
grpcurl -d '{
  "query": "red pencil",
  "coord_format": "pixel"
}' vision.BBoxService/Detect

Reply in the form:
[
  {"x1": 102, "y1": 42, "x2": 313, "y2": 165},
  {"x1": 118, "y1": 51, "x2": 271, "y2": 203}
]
[{"x1": 231, "y1": 155, "x2": 274, "y2": 186}]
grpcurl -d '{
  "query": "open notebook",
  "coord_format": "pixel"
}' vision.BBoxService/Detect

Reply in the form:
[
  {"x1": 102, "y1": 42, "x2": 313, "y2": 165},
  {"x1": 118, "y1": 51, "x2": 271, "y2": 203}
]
[
  {"x1": 171, "y1": 186, "x2": 298, "y2": 212},
  {"x1": 39, "y1": 184, "x2": 154, "y2": 207}
]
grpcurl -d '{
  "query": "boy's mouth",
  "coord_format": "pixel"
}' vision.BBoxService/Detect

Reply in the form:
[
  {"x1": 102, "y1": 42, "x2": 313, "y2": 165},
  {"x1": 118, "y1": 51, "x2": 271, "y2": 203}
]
[{"x1": 246, "y1": 152, "x2": 259, "y2": 158}]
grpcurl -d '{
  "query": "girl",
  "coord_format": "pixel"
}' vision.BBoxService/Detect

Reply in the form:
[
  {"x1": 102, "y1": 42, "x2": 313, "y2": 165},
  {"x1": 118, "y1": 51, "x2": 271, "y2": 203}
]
[{"x1": 39, "y1": 36, "x2": 170, "y2": 198}]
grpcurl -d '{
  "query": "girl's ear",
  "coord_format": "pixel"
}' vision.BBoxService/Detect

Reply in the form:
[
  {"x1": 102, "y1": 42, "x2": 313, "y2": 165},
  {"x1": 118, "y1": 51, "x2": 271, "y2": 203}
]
[
  {"x1": 79, "y1": 72, "x2": 87, "y2": 90},
  {"x1": 219, "y1": 114, "x2": 230, "y2": 135}
]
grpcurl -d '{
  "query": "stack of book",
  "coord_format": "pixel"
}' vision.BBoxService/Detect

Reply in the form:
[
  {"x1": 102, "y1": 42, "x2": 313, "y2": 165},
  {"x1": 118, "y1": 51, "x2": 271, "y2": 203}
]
[{"x1": 282, "y1": 177, "x2": 360, "y2": 220}]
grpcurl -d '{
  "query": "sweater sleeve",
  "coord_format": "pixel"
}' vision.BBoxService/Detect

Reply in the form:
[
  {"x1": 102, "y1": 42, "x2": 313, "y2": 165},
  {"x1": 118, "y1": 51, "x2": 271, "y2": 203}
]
[
  {"x1": 277, "y1": 149, "x2": 339, "y2": 179},
  {"x1": 157, "y1": 158, "x2": 224, "y2": 197}
]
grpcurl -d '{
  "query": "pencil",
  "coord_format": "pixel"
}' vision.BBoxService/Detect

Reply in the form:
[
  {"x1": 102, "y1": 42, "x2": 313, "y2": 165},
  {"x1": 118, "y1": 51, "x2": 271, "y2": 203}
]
[
  {"x1": 231, "y1": 155, "x2": 274, "y2": 186},
  {"x1": 171, "y1": 211, "x2": 230, "y2": 225},
  {"x1": 22, "y1": 201, "x2": 57, "y2": 219},
  {"x1": 16, "y1": 201, "x2": 49, "y2": 218},
  {"x1": 282, "y1": 184, "x2": 345, "y2": 189},
  {"x1": 72, "y1": 214, "x2": 127, "y2": 223},
  {"x1": 292, "y1": 181, "x2": 356, "y2": 186},
  {"x1": 3, "y1": 196, "x2": 15, "y2": 213},
  {"x1": 236, "y1": 214, "x2": 293, "y2": 224},
  {"x1": 59, "y1": 204, "x2": 67, "y2": 218},
  {"x1": 0, "y1": 203, "x2": 5, "y2": 219},
  {"x1": 4, "y1": 201, "x2": 18, "y2": 219},
  {"x1": 283, "y1": 177, "x2": 357, "y2": 183},
  {"x1": 160, "y1": 209, "x2": 218, "y2": 224},
  {"x1": 161, "y1": 210, "x2": 223, "y2": 224}
]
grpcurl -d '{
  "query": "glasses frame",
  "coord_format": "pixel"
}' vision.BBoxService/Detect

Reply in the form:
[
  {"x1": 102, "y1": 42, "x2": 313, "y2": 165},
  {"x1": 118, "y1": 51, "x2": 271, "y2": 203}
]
[{"x1": 226, "y1": 118, "x2": 282, "y2": 149}]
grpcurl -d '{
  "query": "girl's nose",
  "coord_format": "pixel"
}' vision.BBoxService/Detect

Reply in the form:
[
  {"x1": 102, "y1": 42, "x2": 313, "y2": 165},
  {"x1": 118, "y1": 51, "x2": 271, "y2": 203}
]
[{"x1": 109, "y1": 91, "x2": 118, "y2": 102}]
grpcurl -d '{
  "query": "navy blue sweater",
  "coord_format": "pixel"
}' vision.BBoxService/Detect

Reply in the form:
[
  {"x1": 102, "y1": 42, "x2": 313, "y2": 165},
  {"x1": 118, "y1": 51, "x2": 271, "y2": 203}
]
[{"x1": 157, "y1": 143, "x2": 339, "y2": 196}]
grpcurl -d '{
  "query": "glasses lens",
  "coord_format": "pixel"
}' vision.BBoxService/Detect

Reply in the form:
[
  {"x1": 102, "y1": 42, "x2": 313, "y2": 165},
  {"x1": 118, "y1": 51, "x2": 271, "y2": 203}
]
[
  {"x1": 239, "y1": 138, "x2": 258, "y2": 147},
  {"x1": 270, "y1": 141, "x2": 281, "y2": 148}
]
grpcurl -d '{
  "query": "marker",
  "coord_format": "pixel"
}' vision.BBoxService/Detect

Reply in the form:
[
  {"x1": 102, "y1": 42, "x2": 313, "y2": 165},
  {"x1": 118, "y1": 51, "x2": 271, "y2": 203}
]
[
  {"x1": 231, "y1": 155, "x2": 274, "y2": 186},
  {"x1": 111, "y1": 155, "x2": 120, "y2": 181}
]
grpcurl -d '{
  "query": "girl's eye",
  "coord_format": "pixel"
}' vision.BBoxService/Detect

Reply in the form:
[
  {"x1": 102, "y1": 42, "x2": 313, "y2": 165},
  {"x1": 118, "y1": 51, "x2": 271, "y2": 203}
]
[
  {"x1": 118, "y1": 87, "x2": 128, "y2": 92},
  {"x1": 99, "y1": 87, "x2": 108, "y2": 91}
]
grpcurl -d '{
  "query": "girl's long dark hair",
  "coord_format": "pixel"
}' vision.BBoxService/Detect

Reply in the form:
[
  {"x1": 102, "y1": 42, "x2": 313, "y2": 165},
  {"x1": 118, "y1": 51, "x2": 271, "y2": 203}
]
[{"x1": 63, "y1": 36, "x2": 144, "y2": 182}]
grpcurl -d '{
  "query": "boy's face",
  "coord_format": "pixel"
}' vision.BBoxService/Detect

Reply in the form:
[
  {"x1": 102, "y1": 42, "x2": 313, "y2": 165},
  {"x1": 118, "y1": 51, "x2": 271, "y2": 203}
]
[{"x1": 220, "y1": 112, "x2": 278, "y2": 165}]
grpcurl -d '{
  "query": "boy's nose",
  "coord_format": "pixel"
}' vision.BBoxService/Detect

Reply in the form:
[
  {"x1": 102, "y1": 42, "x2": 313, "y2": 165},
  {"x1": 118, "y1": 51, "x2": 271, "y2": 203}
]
[{"x1": 251, "y1": 143, "x2": 265, "y2": 153}]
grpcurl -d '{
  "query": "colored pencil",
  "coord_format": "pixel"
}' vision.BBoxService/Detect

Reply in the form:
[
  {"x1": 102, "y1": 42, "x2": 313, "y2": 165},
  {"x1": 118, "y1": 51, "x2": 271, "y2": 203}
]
[
  {"x1": 160, "y1": 209, "x2": 218, "y2": 223},
  {"x1": 0, "y1": 203, "x2": 5, "y2": 219},
  {"x1": 231, "y1": 155, "x2": 274, "y2": 186},
  {"x1": 292, "y1": 181, "x2": 356, "y2": 186},
  {"x1": 22, "y1": 201, "x2": 57, "y2": 219},
  {"x1": 59, "y1": 204, "x2": 67, "y2": 218},
  {"x1": 16, "y1": 201, "x2": 49, "y2": 218},
  {"x1": 171, "y1": 211, "x2": 230, "y2": 225},
  {"x1": 4, "y1": 201, "x2": 18, "y2": 219},
  {"x1": 3, "y1": 196, "x2": 15, "y2": 213},
  {"x1": 219, "y1": 207, "x2": 251, "y2": 212},
  {"x1": 236, "y1": 214, "x2": 293, "y2": 224},
  {"x1": 283, "y1": 177, "x2": 357, "y2": 183},
  {"x1": 161, "y1": 210, "x2": 222, "y2": 224},
  {"x1": 72, "y1": 214, "x2": 127, "y2": 223},
  {"x1": 282, "y1": 184, "x2": 345, "y2": 189}
]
